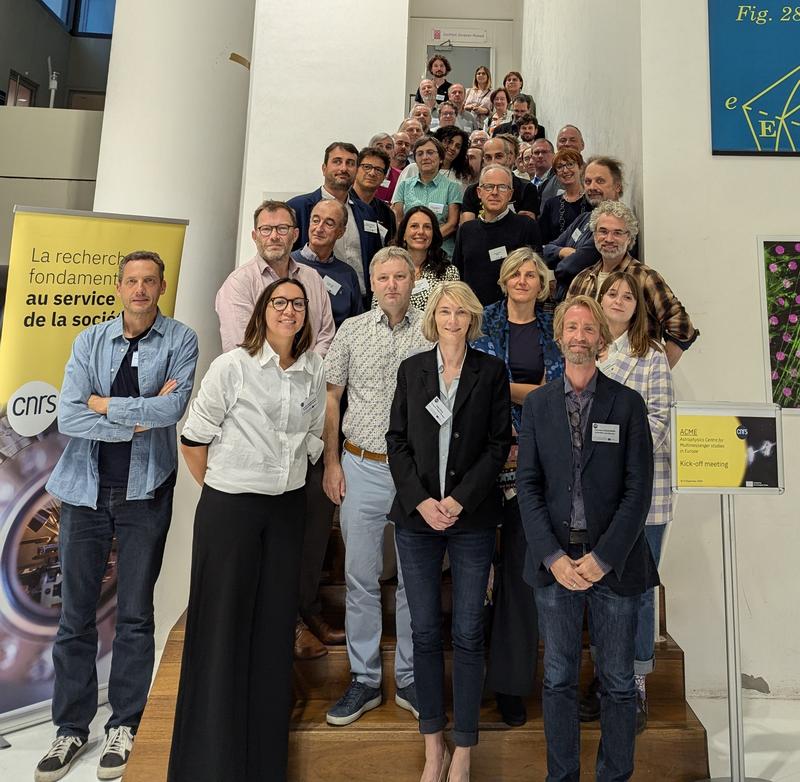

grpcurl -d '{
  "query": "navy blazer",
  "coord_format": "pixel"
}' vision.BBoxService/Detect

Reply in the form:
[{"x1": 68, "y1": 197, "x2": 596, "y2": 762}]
[
  {"x1": 516, "y1": 370, "x2": 658, "y2": 595},
  {"x1": 287, "y1": 187, "x2": 394, "y2": 301},
  {"x1": 386, "y1": 346, "x2": 512, "y2": 533}
]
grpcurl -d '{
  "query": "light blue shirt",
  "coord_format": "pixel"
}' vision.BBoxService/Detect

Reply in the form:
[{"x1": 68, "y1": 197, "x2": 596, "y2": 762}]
[{"x1": 46, "y1": 311, "x2": 198, "y2": 508}]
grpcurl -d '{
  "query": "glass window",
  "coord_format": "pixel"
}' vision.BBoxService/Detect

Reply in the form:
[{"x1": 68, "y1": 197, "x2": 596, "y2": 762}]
[
  {"x1": 38, "y1": 0, "x2": 71, "y2": 25},
  {"x1": 77, "y1": 0, "x2": 116, "y2": 35}
]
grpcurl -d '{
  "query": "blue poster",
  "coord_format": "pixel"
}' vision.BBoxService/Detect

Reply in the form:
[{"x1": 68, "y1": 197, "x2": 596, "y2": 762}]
[{"x1": 708, "y1": 1, "x2": 800, "y2": 155}]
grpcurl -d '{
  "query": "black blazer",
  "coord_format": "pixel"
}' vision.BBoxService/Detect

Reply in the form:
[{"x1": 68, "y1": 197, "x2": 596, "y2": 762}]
[
  {"x1": 386, "y1": 346, "x2": 512, "y2": 533},
  {"x1": 516, "y1": 371, "x2": 658, "y2": 595}
]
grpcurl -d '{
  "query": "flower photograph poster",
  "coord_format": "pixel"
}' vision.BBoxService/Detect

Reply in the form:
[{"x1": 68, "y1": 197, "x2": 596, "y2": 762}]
[{"x1": 761, "y1": 237, "x2": 800, "y2": 412}]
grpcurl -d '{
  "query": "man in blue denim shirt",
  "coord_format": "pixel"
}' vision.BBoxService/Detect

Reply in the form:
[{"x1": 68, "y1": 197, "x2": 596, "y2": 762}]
[{"x1": 37, "y1": 251, "x2": 197, "y2": 782}]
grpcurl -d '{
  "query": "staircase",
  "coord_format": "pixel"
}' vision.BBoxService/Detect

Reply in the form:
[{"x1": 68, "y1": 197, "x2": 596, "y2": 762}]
[{"x1": 124, "y1": 530, "x2": 710, "y2": 781}]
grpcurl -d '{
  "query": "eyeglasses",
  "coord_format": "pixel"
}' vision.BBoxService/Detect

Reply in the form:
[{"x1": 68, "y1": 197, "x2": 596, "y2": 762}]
[
  {"x1": 359, "y1": 163, "x2": 387, "y2": 175},
  {"x1": 479, "y1": 183, "x2": 512, "y2": 193},
  {"x1": 595, "y1": 228, "x2": 629, "y2": 239},
  {"x1": 555, "y1": 162, "x2": 577, "y2": 171},
  {"x1": 256, "y1": 224, "x2": 293, "y2": 237},
  {"x1": 269, "y1": 297, "x2": 307, "y2": 312}
]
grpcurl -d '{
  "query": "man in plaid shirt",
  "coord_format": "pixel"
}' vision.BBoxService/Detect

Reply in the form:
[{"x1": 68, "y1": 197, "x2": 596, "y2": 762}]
[{"x1": 567, "y1": 200, "x2": 698, "y2": 367}]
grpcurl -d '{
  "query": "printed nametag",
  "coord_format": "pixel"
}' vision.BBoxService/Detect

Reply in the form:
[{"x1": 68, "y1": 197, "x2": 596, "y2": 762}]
[
  {"x1": 429, "y1": 202, "x2": 445, "y2": 216},
  {"x1": 425, "y1": 396, "x2": 452, "y2": 425},
  {"x1": 436, "y1": 94, "x2": 445, "y2": 102},
  {"x1": 380, "y1": 178, "x2": 391, "y2": 189},
  {"x1": 301, "y1": 396, "x2": 318, "y2": 416},
  {"x1": 131, "y1": 351, "x2": 139, "y2": 368},
  {"x1": 591, "y1": 423, "x2": 620, "y2": 443},
  {"x1": 323, "y1": 275, "x2": 342, "y2": 296},
  {"x1": 413, "y1": 278, "x2": 430, "y2": 295},
  {"x1": 571, "y1": 227, "x2": 583, "y2": 242},
  {"x1": 364, "y1": 220, "x2": 379, "y2": 234},
  {"x1": 488, "y1": 246, "x2": 507, "y2": 262}
]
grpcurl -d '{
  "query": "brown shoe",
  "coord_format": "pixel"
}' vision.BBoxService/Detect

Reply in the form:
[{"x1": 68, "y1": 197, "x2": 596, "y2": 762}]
[
  {"x1": 306, "y1": 614, "x2": 346, "y2": 645},
  {"x1": 294, "y1": 620, "x2": 327, "y2": 660}
]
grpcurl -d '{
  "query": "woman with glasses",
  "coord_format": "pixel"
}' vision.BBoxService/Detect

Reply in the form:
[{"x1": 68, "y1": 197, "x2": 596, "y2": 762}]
[
  {"x1": 392, "y1": 136, "x2": 463, "y2": 258},
  {"x1": 387, "y1": 281, "x2": 511, "y2": 782},
  {"x1": 472, "y1": 249, "x2": 564, "y2": 729},
  {"x1": 502, "y1": 71, "x2": 535, "y2": 116},
  {"x1": 464, "y1": 66, "x2": 493, "y2": 119},
  {"x1": 483, "y1": 88, "x2": 512, "y2": 136},
  {"x1": 168, "y1": 278, "x2": 325, "y2": 782},
  {"x1": 538, "y1": 148, "x2": 587, "y2": 243}
]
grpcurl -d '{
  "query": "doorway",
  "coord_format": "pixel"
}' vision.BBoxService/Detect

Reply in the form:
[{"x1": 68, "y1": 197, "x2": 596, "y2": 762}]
[{"x1": 426, "y1": 44, "x2": 491, "y2": 93}]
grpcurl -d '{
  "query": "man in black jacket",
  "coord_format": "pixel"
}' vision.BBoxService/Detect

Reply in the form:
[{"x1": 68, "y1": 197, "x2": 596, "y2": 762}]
[{"x1": 516, "y1": 295, "x2": 656, "y2": 782}]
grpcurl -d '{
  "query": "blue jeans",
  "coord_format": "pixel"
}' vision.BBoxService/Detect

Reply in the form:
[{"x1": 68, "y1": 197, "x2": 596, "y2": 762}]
[
  {"x1": 535, "y1": 553, "x2": 639, "y2": 782},
  {"x1": 395, "y1": 526, "x2": 495, "y2": 747},
  {"x1": 634, "y1": 524, "x2": 666, "y2": 674},
  {"x1": 52, "y1": 480, "x2": 174, "y2": 738}
]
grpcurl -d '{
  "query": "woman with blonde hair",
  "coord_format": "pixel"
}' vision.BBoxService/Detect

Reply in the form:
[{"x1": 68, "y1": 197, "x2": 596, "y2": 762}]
[
  {"x1": 387, "y1": 281, "x2": 511, "y2": 781},
  {"x1": 472, "y1": 248, "x2": 564, "y2": 728}
]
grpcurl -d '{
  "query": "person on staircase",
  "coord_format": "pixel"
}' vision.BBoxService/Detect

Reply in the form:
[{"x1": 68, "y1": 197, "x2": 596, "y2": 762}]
[{"x1": 387, "y1": 281, "x2": 511, "y2": 782}]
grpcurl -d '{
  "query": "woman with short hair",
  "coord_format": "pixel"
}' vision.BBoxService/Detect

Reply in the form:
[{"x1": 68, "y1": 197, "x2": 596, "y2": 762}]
[
  {"x1": 388, "y1": 281, "x2": 511, "y2": 782},
  {"x1": 538, "y1": 147, "x2": 588, "y2": 242},
  {"x1": 483, "y1": 88, "x2": 512, "y2": 136}
]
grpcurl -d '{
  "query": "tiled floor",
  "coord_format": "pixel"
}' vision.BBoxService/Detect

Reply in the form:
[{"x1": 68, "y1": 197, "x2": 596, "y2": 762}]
[{"x1": 1, "y1": 693, "x2": 798, "y2": 780}]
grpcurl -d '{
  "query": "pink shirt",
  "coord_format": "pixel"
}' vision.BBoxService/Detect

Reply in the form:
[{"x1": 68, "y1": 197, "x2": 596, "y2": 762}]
[
  {"x1": 375, "y1": 166, "x2": 401, "y2": 203},
  {"x1": 215, "y1": 254, "x2": 335, "y2": 355}
]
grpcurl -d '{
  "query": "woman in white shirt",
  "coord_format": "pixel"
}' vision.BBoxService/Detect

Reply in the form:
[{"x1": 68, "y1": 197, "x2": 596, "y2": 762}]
[{"x1": 168, "y1": 278, "x2": 326, "y2": 782}]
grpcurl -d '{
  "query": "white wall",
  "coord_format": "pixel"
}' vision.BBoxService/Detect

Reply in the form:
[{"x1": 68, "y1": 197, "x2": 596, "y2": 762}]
[
  {"x1": 0, "y1": 108, "x2": 101, "y2": 264},
  {"x1": 93, "y1": 0, "x2": 255, "y2": 651},
  {"x1": 520, "y1": 0, "x2": 643, "y2": 224},
  {"x1": 640, "y1": 1, "x2": 800, "y2": 698},
  {"x1": 237, "y1": 0, "x2": 410, "y2": 265}
]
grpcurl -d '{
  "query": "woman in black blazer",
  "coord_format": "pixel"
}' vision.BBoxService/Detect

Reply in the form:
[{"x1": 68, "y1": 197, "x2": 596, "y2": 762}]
[{"x1": 387, "y1": 281, "x2": 511, "y2": 782}]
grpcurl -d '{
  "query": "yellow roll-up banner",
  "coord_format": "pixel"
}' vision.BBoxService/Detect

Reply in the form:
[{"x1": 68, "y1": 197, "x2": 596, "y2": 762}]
[{"x1": 0, "y1": 206, "x2": 187, "y2": 727}]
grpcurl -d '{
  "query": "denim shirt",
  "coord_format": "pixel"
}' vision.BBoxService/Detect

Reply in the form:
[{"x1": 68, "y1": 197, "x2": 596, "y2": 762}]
[
  {"x1": 46, "y1": 311, "x2": 199, "y2": 508},
  {"x1": 472, "y1": 299, "x2": 564, "y2": 431}
]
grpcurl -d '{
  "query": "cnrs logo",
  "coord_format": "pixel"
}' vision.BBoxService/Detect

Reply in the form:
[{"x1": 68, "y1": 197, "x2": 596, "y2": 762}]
[
  {"x1": 7, "y1": 381, "x2": 59, "y2": 436},
  {"x1": 735, "y1": 426, "x2": 748, "y2": 440}
]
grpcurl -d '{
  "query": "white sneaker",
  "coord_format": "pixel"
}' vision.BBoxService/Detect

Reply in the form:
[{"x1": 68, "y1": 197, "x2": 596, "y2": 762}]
[
  {"x1": 97, "y1": 726, "x2": 134, "y2": 780},
  {"x1": 34, "y1": 735, "x2": 88, "y2": 782}
]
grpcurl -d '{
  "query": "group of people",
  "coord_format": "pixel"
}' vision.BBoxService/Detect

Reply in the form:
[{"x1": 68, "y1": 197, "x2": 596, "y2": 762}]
[{"x1": 35, "y1": 60, "x2": 700, "y2": 782}]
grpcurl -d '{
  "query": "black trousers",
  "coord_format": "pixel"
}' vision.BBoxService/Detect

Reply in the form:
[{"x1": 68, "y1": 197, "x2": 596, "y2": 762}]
[
  {"x1": 486, "y1": 496, "x2": 539, "y2": 696},
  {"x1": 298, "y1": 458, "x2": 335, "y2": 620},
  {"x1": 168, "y1": 484, "x2": 306, "y2": 782}
]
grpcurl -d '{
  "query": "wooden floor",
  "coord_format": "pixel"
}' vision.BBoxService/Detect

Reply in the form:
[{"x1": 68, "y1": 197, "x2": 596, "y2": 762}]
[{"x1": 125, "y1": 609, "x2": 710, "y2": 781}]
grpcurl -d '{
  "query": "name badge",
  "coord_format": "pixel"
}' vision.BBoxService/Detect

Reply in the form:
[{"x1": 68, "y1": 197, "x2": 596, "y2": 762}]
[
  {"x1": 425, "y1": 396, "x2": 452, "y2": 425},
  {"x1": 323, "y1": 275, "x2": 342, "y2": 296},
  {"x1": 301, "y1": 396, "x2": 318, "y2": 416},
  {"x1": 413, "y1": 278, "x2": 430, "y2": 295},
  {"x1": 429, "y1": 202, "x2": 445, "y2": 216},
  {"x1": 436, "y1": 94, "x2": 445, "y2": 102},
  {"x1": 131, "y1": 350, "x2": 139, "y2": 368},
  {"x1": 591, "y1": 423, "x2": 620, "y2": 443},
  {"x1": 571, "y1": 227, "x2": 583, "y2": 242},
  {"x1": 380, "y1": 178, "x2": 391, "y2": 189},
  {"x1": 488, "y1": 246, "x2": 507, "y2": 262},
  {"x1": 364, "y1": 220, "x2": 379, "y2": 234}
]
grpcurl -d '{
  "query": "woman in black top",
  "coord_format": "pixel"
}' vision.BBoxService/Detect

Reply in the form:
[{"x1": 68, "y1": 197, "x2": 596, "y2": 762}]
[
  {"x1": 387, "y1": 281, "x2": 511, "y2": 782},
  {"x1": 538, "y1": 147, "x2": 588, "y2": 243}
]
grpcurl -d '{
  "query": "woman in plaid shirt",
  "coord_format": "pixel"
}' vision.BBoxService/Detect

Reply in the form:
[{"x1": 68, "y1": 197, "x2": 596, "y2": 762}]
[{"x1": 596, "y1": 270, "x2": 674, "y2": 731}]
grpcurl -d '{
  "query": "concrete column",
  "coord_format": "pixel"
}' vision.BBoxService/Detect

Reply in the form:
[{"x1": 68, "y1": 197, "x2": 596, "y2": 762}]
[
  {"x1": 237, "y1": 0, "x2": 410, "y2": 263},
  {"x1": 93, "y1": 0, "x2": 255, "y2": 647}
]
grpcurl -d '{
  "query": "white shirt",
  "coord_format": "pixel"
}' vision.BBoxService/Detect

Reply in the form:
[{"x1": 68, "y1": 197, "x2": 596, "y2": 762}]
[
  {"x1": 597, "y1": 330, "x2": 630, "y2": 373},
  {"x1": 322, "y1": 187, "x2": 366, "y2": 295},
  {"x1": 182, "y1": 343, "x2": 325, "y2": 495}
]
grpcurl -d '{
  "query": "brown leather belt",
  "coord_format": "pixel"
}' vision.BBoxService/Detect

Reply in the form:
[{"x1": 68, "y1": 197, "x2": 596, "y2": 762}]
[{"x1": 343, "y1": 440, "x2": 388, "y2": 464}]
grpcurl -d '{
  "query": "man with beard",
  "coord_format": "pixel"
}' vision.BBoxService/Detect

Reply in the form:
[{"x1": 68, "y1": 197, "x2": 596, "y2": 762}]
[
  {"x1": 409, "y1": 103, "x2": 433, "y2": 134},
  {"x1": 216, "y1": 200, "x2": 334, "y2": 354},
  {"x1": 414, "y1": 54, "x2": 453, "y2": 104},
  {"x1": 516, "y1": 294, "x2": 655, "y2": 782},
  {"x1": 568, "y1": 201, "x2": 699, "y2": 367},
  {"x1": 543, "y1": 156, "x2": 625, "y2": 300},
  {"x1": 392, "y1": 130, "x2": 412, "y2": 170},
  {"x1": 415, "y1": 78, "x2": 438, "y2": 111},
  {"x1": 289, "y1": 142, "x2": 390, "y2": 304}
]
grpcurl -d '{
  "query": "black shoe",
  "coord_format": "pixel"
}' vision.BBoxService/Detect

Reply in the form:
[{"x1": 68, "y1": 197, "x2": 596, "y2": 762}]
[
  {"x1": 97, "y1": 725, "x2": 134, "y2": 779},
  {"x1": 635, "y1": 692, "x2": 648, "y2": 735},
  {"x1": 35, "y1": 735, "x2": 88, "y2": 782},
  {"x1": 495, "y1": 692, "x2": 527, "y2": 727},
  {"x1": 579, "y1": 676, "x2": 601, "y2": 722}
]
